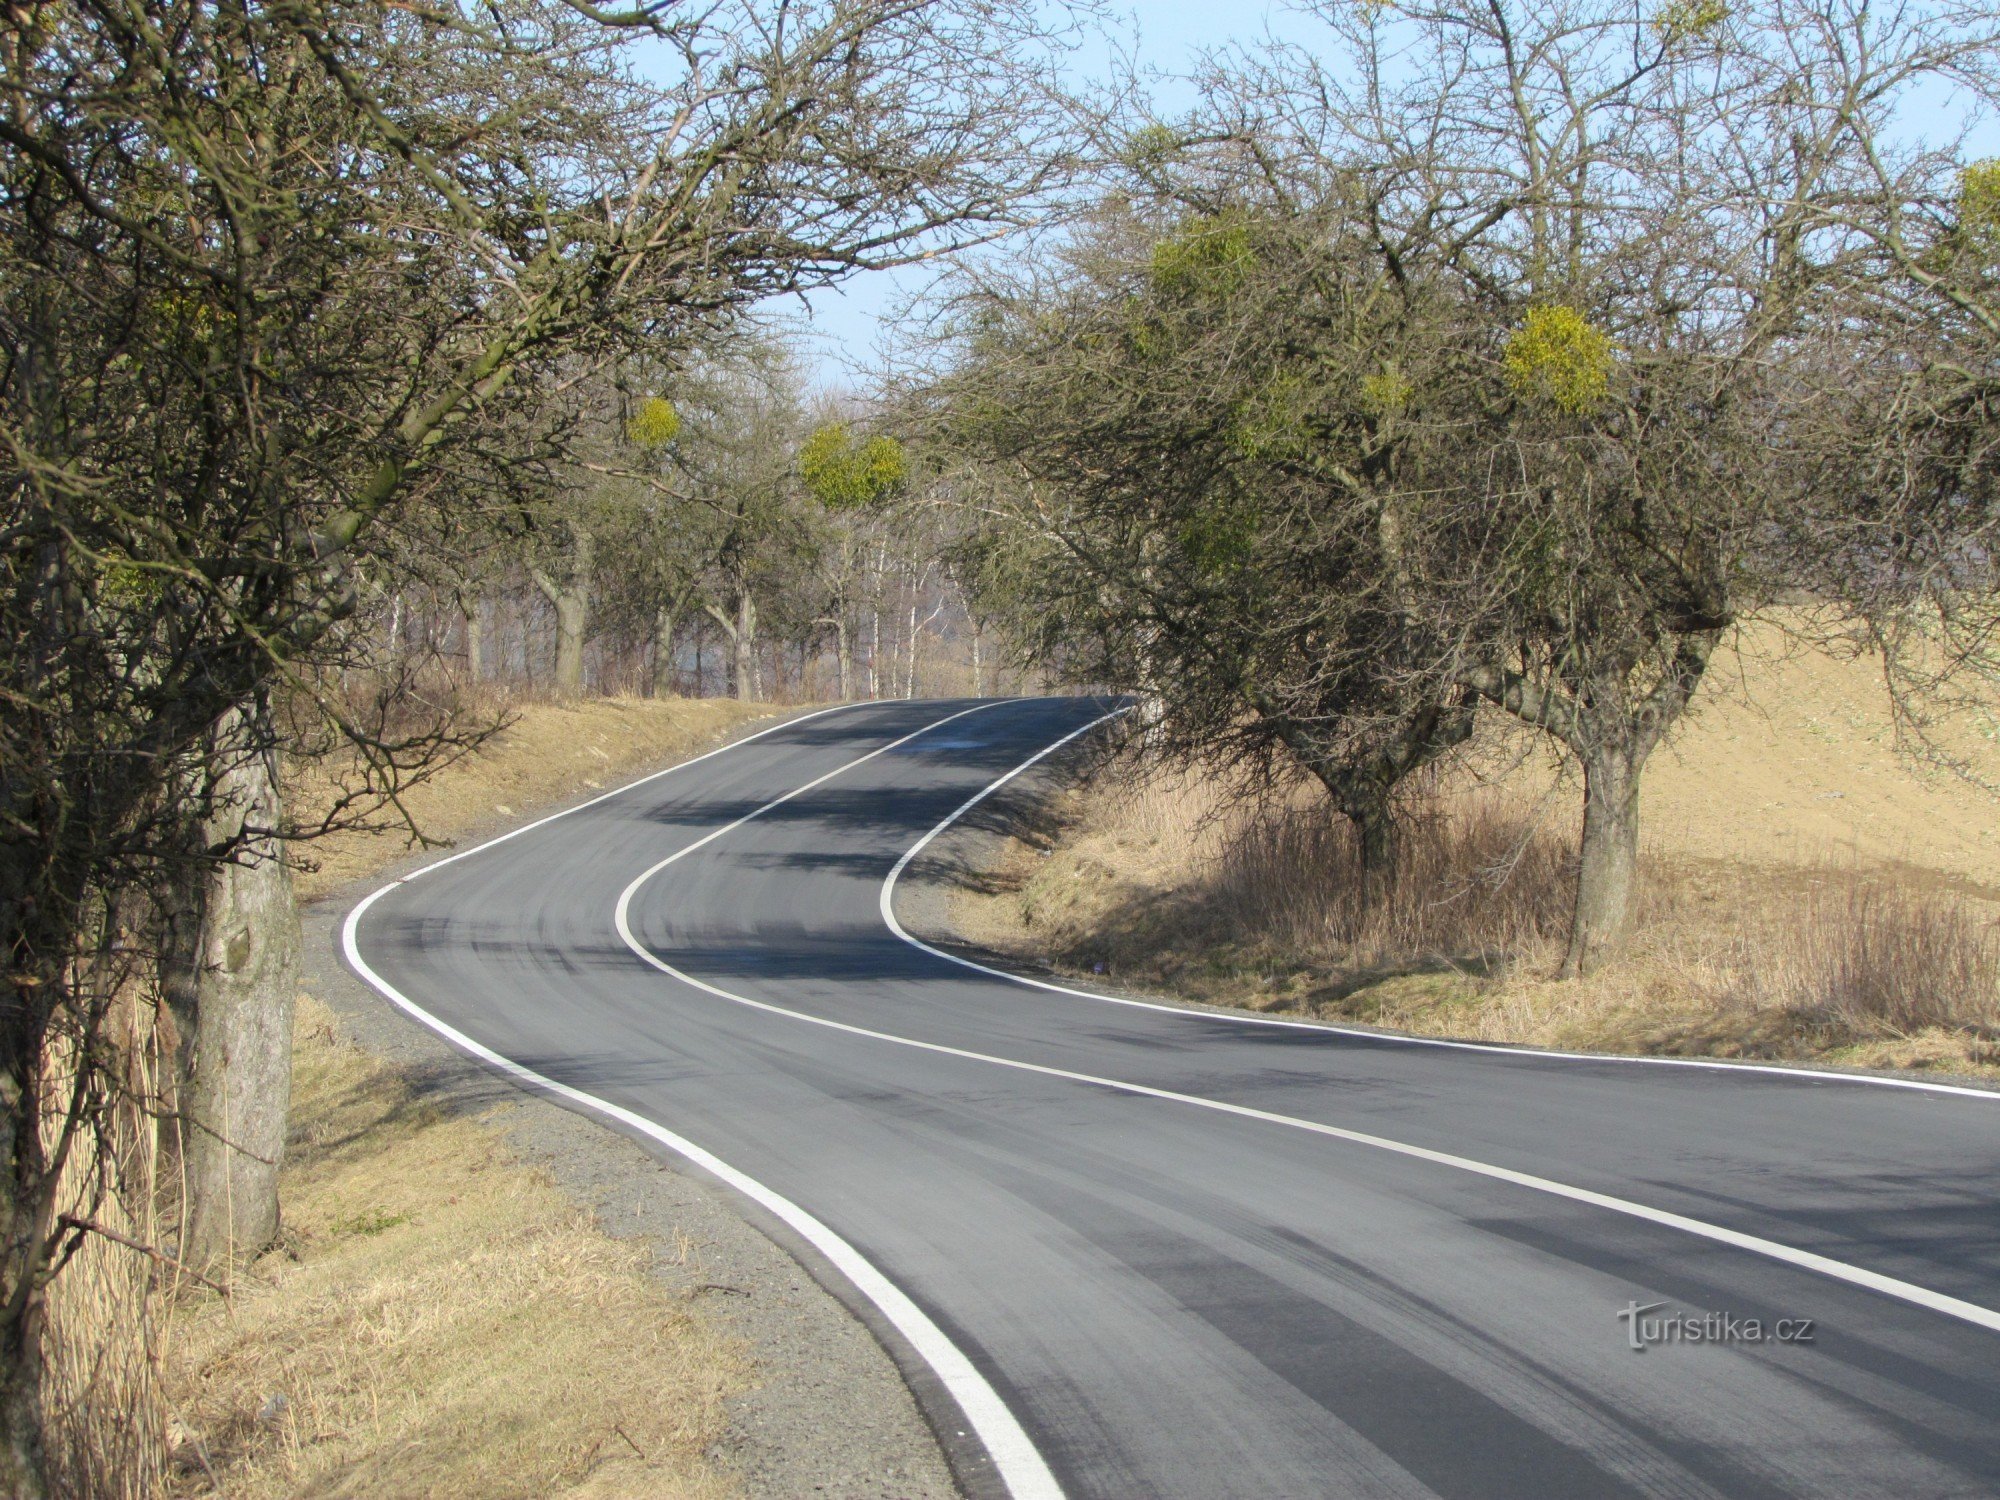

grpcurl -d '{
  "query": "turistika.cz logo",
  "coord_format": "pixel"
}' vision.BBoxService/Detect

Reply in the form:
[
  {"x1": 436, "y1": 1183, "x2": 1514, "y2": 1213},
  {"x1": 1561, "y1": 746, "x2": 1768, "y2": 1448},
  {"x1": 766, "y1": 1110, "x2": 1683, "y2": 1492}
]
[{"x1": 1617, "y1": 1300, "x2": 1816, "y2": 1352}]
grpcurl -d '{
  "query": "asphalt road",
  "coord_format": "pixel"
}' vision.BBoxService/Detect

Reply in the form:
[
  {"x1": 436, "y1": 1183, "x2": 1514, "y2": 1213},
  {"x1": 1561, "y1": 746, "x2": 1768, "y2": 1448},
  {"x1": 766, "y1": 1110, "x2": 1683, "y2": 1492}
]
[{"x1": 346, "y1": 696, "x2": 2000, "y2": 1499}]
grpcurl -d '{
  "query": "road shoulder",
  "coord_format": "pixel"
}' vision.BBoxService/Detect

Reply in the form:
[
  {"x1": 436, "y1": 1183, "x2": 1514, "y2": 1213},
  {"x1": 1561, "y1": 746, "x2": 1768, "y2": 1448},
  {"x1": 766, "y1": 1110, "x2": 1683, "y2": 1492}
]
[{"x1": 304, "y1": 705, "x2": 963, "y2": 1499}]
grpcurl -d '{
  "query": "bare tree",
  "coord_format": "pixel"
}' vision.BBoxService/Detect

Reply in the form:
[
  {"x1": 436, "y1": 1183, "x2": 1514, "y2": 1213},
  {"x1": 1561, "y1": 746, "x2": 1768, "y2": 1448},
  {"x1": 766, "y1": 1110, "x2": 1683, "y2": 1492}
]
[
  {"x1": 0, "y1": 0, "x2": 1086, "y2": 1484},
  {"x1": 934, "y1": 0, "x2": 2000, "y2": 973}
]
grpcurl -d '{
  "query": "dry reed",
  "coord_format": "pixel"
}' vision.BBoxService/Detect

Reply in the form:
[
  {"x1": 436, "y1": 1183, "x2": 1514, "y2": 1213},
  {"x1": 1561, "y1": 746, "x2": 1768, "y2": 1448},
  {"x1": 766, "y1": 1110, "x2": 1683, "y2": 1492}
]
[
  {"x1": 41, "y1": 973, "x2": 169, "y2": 1500},
  {"x1": 1208, "y1": 796, "x2": 1574, "y2": 970},
  {"x1": 1718, "y1": 880, "x2": 2000, "y2": 1039}
]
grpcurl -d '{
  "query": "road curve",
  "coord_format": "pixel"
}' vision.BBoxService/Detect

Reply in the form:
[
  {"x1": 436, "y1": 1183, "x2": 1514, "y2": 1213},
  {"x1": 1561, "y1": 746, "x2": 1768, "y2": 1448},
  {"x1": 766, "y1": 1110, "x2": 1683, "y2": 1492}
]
[{"x1": 347, "y1": 697, "x2": 2000, "y2": 1499}]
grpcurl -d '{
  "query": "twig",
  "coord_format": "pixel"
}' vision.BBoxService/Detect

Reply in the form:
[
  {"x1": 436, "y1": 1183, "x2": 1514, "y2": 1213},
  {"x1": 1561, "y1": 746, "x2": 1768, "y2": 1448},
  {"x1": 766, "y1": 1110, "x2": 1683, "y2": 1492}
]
[
  {"x1": 614, "y1": 1423, "x2": 648, "y2": 1461},
  {"x1": 57, "y1": 1213, "x2": 230, "y2": 1296}
]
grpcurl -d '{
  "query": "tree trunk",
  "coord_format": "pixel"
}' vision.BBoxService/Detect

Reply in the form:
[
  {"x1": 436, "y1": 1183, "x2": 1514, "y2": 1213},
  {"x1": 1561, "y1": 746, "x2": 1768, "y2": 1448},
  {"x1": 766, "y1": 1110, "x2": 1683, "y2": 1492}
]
[
  {"x1": 868, "y1": 542, "x2": 885, "y2": 699},
  {"x1": 551, "y1": 584, "x2": 588, "y2": 697},
  {"x1": 971, "y1": 619, "x2": 984, "y2": 697},
  {"x1": 652, "y1": 604, "x2": 676, "y2": 698},
  {"x1": 1296, "y1": 766, "x2": 1397, "y2": 879},
  {"x1": 868, "y1": 600, "x2": 881, "y2": 698},
  {"x1": 0, "y1": 995, "x2": 54, "y2": 1499},
  {"x1": 532, "y1": 528, "x2": 593, "y2": 699},
  {"x1": 0, "y1": 1352, "x2": 46, "y2": 1500},
  {"x1": 170, "y1": 697, "x2": 302, "y2": 1277},
  {"x1": 836, "y1": 611, "x2": 852, "y2": 700},
  {"x1": 740, "y1": 593, "x2": 761, "y2": 702},
  {"x1": 1353, "y1": 797, "x2": 1397, "y2": 878},
  {"x1": 1563, "y1": 741, "x2": 1643, "y2": 977},
  {"x1": 1263, "y1": 697, "x2": 1477, "y2": 883},
  {"x1": 464, "y1": 596, "x2": 484, "y2": 683}
]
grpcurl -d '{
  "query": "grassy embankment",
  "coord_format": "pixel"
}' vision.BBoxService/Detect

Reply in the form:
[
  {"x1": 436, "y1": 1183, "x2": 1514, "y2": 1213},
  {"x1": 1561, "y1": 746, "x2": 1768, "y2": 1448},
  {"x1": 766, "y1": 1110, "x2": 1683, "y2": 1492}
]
[
  {"x1": 162, "y1": 696, "x2": 773, "y2": 1498},
  {"x1": 955, "y1": 624, "x2": 2000, "y2": 1080}
]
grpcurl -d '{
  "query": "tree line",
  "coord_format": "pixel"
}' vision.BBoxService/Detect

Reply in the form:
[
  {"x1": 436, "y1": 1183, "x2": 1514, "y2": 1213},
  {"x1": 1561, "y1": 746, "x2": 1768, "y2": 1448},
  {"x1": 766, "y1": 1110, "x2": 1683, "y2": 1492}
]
[
  {"x1": 0, "y1": 1, "x2": 1074, "y2": 1490},
  {"x1": 367, "y1": 334, "x2": 991, "y2": 707},
  {"x1": 922, "y1": 0, "x2": 2000, "y2": 977}
]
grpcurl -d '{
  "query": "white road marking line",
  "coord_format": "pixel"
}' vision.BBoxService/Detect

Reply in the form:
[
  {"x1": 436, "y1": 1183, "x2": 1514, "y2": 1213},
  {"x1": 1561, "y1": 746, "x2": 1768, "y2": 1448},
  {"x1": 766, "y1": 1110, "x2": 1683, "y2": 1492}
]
[
  {"x1": 399, "y1": 699, "x2": 866, "y2": 883},
  {"x1": 344, "y1": 700, "x2": 1064, "y2": 1500},
  {"x1": 612, "y1": 707, "x2": 2000, "y2": 1339},
  {"x1": 882, "y1": 709, "x2": 2000, "y2": 1102}
]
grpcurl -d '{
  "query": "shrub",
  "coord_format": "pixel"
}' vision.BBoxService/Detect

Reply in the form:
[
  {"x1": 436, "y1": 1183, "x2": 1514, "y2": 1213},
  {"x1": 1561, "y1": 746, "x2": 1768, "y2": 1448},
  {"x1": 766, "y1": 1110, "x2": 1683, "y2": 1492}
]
[
  {"x1": 1503, "y1": 305, "x2": 1614, "y2": 413},
  {"x1": 1208, "y1": 795, "x2": 1574, "y2": 970},
  {"x1": 1723, "y1": 881, "x2": 2000, "y2": 1037}
]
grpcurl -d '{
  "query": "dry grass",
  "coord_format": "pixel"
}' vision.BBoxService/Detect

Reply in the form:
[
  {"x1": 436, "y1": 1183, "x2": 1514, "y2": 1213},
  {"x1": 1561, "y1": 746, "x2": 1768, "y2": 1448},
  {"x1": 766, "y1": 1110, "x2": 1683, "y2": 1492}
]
[
  {"x1": 1208, "y1": 794, "x2": 1574, "y2": 969},
  {"x1": 137, "y1": 694, "x2": 783, "y2": 1500},
  {"x1": 160, "y1": 998, "x2": 745, "y2": 1499},
  {"x1": 956, "y1": 724, "x2": 2000, "y2": 1081},
  {"x1": 1710, "y1": 879, "x2": 2000, "y2": 1041},
  {"x1": 41, "y1": 997, "x2": 169, "y2": 1500},
  {"x1": 290, "y1": 695, "x2": 774, "y2": 901},
  {"x1": 984, "y1": 769, "x2": 1572, "y2": 988}
]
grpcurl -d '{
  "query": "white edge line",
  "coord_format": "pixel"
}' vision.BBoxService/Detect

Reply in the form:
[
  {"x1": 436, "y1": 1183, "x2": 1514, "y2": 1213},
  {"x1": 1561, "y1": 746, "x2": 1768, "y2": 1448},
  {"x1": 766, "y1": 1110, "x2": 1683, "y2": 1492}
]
[
  {"x1": 604, "y1": 705, "x2": 2000, "y2": 1340},
  {"x1": 395, "y1": 699, "x2": 864, "y2": 883},
  {"x1": 881, "y1": 708, "x2": 2000, "y2": 1104},
  {"x1": 344, "y1": 698, "x2": 1065, "y2": 1500}
]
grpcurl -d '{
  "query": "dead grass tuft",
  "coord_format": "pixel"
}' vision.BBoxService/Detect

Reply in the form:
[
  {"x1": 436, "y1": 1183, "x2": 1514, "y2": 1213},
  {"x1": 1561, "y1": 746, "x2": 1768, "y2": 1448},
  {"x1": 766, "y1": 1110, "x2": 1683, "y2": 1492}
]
[
  {"x1": 160, "y1": 997, "x2": 745, "y2": 1499},
  {"x1": 954, "y1": 752, "x2": 2000, "y2": 1081},
  {"x1": 1210, "y1": 795, "x2": 1574, "y2": 970},
  {"x1": 1715, "y1": 880, "x2": 2000, "y2": 1041}
]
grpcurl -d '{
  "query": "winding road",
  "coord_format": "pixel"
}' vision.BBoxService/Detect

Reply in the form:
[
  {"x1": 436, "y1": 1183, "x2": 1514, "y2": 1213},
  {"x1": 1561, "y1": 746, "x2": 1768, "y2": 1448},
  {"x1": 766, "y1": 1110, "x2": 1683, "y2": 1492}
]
[{"x1": 345, "y1": 696, "x2": 2000, "y2": 1499}]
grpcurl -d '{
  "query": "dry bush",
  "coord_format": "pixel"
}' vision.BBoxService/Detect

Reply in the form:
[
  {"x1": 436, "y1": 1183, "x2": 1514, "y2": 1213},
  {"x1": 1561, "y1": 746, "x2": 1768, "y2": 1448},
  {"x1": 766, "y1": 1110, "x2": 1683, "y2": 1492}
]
[
  {"x1": 1716, "y1": 880, "x2": 2000, "y2": 1040},
  {"x1": 967, "y1": 751, "x2": 2000, "y2": 1075},
  {"x1": 44, "y1": 1156, "x2": 166, "y2": 1500},
  {"x1": 1206, "y1": 794, "x2": 1574, "y2": 972},
  {"x1": 1193, "y1": 799, "x2": 2000, "y2": 1056}
]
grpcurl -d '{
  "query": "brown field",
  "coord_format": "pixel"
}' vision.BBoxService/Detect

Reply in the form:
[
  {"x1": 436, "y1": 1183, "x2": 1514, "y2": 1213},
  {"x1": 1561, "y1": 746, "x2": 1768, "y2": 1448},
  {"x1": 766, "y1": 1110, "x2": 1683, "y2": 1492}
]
[{"x1": 953, "y1": 622, "x2": 2000, "y2": 1081}]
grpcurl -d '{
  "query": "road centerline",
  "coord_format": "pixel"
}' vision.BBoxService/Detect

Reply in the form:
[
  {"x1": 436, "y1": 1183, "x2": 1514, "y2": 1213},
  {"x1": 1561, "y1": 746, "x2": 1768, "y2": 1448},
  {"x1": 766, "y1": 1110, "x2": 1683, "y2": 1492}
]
[{"x1": 613, "y1": 707, "x2": 2000, "y2": 1341}]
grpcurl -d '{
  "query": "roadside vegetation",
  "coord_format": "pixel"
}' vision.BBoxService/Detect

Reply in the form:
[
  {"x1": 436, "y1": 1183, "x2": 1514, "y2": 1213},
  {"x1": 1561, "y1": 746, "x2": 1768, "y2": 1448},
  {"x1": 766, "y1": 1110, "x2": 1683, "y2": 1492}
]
[
  {"x1": 45, "y1": 701, "x2": 781, "y2": 1499},
  {"x1": 2, "y1": 0, "x2": 1076, "y2": 1489},
  {"x1": 955, "y1": 629, "x2": 2000, "y2": 1080},
  {"x1": 924, "y1": 0, "x2": 2000, "y2": 989},
  {"x1": 160, "y1": 996, "x2": 743, "y2": 1500},
  {"x1": 289, "y1": 696, "x2": 774, "y2": 902},
  {"x1": 10, "y1": 0, "x2": 2000, "y2": 1491}
]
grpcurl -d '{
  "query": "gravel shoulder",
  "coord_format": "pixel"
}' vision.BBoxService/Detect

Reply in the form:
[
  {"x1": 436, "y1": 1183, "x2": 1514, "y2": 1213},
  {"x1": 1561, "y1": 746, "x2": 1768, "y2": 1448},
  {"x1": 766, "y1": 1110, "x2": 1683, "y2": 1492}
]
[{"x1": 307, "y1": 705, "x2": 962, "y2": 1500}]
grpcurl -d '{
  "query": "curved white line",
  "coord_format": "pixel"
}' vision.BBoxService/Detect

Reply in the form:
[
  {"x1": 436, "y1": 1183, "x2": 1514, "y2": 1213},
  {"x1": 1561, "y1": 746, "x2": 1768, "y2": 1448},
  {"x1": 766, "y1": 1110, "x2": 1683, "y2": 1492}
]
[
  {"x1": 343, "y1": 699, "x2": 1063, "y2": 1500},
  {"x1": 406, "y1": 698, "x2": 866, "y2": 882},
  {"x1": 612, "y1": 705, "x2": 2000, "y2": 1339},
  {"x1": 881, "y1": 710, "x2": 2000, "y2": 1103}
]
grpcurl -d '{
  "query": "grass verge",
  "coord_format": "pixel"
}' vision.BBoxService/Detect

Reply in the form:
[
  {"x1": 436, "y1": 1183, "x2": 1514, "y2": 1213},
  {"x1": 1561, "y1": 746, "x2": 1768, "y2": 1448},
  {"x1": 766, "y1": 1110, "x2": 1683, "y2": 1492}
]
[
  {"x1": 955, "y1": 757, "x2": 2000, "y2": 1083},
  {"x1": 152, "y1": 695, "x2": 785, "y2": 1498},
  {"x1": 161, "y1": 999, "x2": 743, "y2": 1499},
  {"x1": 291, "y1": 695, "x2": 774, "y2": 901}
]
